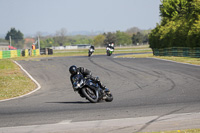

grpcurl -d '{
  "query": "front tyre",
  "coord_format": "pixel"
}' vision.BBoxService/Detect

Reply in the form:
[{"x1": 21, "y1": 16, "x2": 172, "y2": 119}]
[
  {"x1": 82, "y1": 87, "x2": 98, "y2": 103},
  {"x1": 107, "y1": 51, "x2": 110, "y2": 56},
  {"x1": 105, "y1": 91, "x2": 113, "y2": 102}
]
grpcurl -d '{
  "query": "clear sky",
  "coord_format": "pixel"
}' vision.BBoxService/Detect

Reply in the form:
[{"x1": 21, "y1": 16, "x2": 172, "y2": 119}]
[{"x1": 0, "y1": 0, "x2": 161, "y2": 36}]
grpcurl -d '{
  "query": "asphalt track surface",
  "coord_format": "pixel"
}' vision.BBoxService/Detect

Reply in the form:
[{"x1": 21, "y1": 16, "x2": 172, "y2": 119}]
[{"x1": 1, "y1": 54, "x2": 200, "y2": 132}]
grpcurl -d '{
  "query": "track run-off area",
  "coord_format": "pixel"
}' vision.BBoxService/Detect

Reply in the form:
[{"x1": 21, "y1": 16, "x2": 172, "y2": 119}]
[{"x1": 0, "y1": 54, "x2": 200, "y2": 133}]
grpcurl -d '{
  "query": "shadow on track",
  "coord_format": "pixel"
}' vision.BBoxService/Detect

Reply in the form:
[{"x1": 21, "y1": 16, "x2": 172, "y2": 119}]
[{"x1": 46, "y1": 101, "x2": 90, "y2": 104}]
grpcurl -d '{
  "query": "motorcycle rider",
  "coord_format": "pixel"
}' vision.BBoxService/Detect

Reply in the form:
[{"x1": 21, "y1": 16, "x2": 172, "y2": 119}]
[
  {"x1": 69, "y1": 65, "x2": 106, "y2": 90},
  {"x1": 88, "y1": 45, "x2": 95, "y2": 56},
  {"x1": 89, "y1": 45, "x2": 95, "y2": 50},
  {"x1": 107, "y1": 42, "x2": 115, "y2": 49}
]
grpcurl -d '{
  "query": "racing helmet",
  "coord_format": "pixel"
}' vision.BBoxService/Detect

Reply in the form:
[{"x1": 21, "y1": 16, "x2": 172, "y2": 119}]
[{"x1": 69, "y1": 65, "x2": 77, "y2": 75}]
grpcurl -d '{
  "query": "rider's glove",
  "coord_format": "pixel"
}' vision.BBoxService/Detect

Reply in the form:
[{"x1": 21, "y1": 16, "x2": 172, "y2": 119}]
[{"x1": 95, "y1": 77, "x2": 100, "y2": 82}]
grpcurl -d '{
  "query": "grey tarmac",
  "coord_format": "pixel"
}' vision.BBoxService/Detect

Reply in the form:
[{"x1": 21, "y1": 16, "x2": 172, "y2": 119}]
[{"x1": 0, "y1": 55, "x2": 200, "y2": 132}]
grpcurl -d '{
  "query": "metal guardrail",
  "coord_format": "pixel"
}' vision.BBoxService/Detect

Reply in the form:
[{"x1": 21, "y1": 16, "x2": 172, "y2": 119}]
[{"x1": 152, "y1": 47, "x2": 200, "y2": 58}]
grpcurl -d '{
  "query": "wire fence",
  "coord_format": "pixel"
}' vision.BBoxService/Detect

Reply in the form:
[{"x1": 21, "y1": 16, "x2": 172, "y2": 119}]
[{"x1": 152, "y1": 47, "x2": 200, "y2": 58}]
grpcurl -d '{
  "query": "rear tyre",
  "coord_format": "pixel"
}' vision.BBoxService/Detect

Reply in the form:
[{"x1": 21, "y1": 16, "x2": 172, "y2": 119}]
[{"x1": 82, "y1": 87, "x2": 98, "y2": 103}]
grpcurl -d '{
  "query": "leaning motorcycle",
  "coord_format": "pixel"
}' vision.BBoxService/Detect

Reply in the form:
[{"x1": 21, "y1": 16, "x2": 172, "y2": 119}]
[
  {"x1": 106, "y1": 47, "x2": 114, "y2": 56},
  {"x1": 88, "y1": 48, "x2": 94, "y2": 57},
  {"x1": 71, "y1": 72, "x2": 113, "y2": 103}
]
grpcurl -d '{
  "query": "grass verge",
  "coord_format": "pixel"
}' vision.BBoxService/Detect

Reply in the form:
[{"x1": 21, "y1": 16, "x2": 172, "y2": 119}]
[
  {"x1": 0, "y1": 59, "x2": 36, "y2": 100},
  {"x1": 116, "y1": 53, "x2": 200, "y2": 66},
  {"x1": 148, "y1": 129, "x2": 200, "y2": 133}
]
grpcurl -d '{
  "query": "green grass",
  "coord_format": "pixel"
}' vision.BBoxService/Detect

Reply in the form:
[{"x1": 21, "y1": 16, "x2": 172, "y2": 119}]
[
  {"x1": 0, "y1": 59, "x2": 36, "y2": 100},
  {"x1": 155, "y1": 56, "x2": 200, "y2": 66},
  {"x1": 148, "y1": 129, "x2": 200, "y2": 133},
  {"x1": 116, "y1": 53, "x2": 200, "y2": 66}
]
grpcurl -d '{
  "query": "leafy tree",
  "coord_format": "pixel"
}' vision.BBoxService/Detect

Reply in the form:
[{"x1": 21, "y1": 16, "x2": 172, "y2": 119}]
[
  {"x1": 149, "y1": 24, "x2": 161, "y2": 49},
  {"x1": 103, "y1": 32, "x2": 117, "y2": 45},
  {"x1": 132, "y1": 32, "x2": 146, "y2": 45},
  {"x1": 40, "y1": 38, "x2": 55, "y2": 48},
  {"x1": 5, "y1": 28, "x2": 24, "y2": 43},
  {"x1": 116, "y1": 31, "x2": 132, "y2": 46},
  {"x1": 187, "y1": 15, "x2": 200, "y2": 47},
  {"x1": 93, "y1": 34, "x2": 105, "y2": 47},
  {"x1": 73, "y1": 35, "x2": 93, "y2": 44},
  {"x1": 149, "y1": 0, "x2": 200, "y2": 49},
  {"x1": 66, "y1": 35, "x2": 93, "y2": 45},
  {"x1": 160, "y1": 0, "x2": 188, "y2": 19},
  {"x1": 5, "y1": 28, "x2": 24, "y2": 49}
]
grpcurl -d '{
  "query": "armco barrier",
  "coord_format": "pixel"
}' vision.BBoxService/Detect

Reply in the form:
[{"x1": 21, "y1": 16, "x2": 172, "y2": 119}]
[{"x1": 153, "y1": 47, "x2": 200, "y2": 58}]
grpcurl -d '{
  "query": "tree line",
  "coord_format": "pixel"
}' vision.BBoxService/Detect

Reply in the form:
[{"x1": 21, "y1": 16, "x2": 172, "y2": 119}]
[
  {"x1": 149, "y1": 0, "x2": 200, "y2": 49},
  {"x1": 40, "y1": 27, "x2": 150, "y2": 48},
  {"x1": 4, "y1": 27, "x2": 151, "y2": 49}
]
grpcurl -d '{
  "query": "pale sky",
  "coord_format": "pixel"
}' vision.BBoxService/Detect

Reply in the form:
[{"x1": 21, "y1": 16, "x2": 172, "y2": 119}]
[{"x1": 0, "y1": 0, "x2": 161, "y2": 36}]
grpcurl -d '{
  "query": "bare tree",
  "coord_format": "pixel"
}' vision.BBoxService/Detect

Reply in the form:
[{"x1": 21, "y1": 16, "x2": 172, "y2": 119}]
[
  {"x1": 54, "y1": 28, "x2": 67, "y2": 46},
  {"x1": 36, "y1": 31, "x2": 43, "y2": 37},
  {"x1": 126, "y1": 27, "x2": 141, "y2": 35}
]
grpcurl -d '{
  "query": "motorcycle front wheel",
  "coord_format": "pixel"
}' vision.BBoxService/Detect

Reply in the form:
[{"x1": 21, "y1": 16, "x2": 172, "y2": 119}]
[
  {"x1": 105, "y1": 91, "x2": 113, "y2": 102},
  {"x1": 107, "y1": 51, "x2": 110, "y2": 56},
  {"x1": 82, "y1": 87, "x2": 98, "y2": 103}
]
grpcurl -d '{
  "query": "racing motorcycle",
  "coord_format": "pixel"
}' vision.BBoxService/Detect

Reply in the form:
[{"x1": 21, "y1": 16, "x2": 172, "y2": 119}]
[
  {"x1": 106, "y1": 46, "x2": 114, "y2": 56},
  {"x1": 88, "y1": 47, "x2": 95, "y2": 57},
  {"x1": 71, "y1": 72, "x2": 113, "y2": 103}
]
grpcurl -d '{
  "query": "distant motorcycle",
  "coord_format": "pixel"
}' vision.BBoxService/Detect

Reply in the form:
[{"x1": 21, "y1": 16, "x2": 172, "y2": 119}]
[
  {"x1": 88, "y1": 47, "x2": 95, "y2": 57},
  {"x1": 71, "y1": 72, "x2": 113, "y2": 103},
  {"x1": 106, "y1": 47, "x2": 114, "y2": 56}
]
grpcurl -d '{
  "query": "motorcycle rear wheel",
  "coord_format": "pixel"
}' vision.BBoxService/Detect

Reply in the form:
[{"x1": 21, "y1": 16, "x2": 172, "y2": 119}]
[{"x1": 82, "y1": 87, "x2": 98, "y2": 103}]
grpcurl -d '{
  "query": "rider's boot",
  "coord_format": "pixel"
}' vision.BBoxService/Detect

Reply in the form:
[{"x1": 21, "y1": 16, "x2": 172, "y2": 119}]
[
  {"x1": 98, "y1": 82, "x2": 107, "y2": 99},
  {"x1": 99, "y1": 82, "x2": 106, "y2": 90}
]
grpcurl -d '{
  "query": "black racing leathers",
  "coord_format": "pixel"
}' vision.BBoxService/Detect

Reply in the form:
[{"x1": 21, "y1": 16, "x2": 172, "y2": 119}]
[{"x1": 70, "y1": 67, "x2": 105, "y2": 89}]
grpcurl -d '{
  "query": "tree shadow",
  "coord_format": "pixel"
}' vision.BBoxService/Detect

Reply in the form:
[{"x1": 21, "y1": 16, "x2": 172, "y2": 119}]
[{"x1": 46, "y1": 101, "x2": 91, "y2": 104}]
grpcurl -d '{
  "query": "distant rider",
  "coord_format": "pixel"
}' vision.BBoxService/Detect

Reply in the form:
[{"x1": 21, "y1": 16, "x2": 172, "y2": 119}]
[
  {"x1": 107, "y1": 42, "x2": 115, "y2": 49},
  {"x1": 90, "y1": 45, "x2": 95, "y2": 50},
  {"x1": 69, "y1": 65, "x2": 106, "y2": 90}
]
